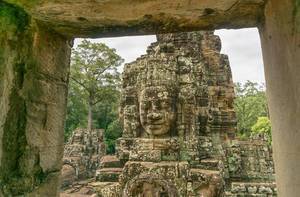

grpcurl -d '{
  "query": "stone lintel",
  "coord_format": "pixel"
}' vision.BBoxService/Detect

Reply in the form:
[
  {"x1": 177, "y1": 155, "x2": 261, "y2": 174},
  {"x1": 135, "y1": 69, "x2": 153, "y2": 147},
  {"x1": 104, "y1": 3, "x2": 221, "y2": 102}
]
[{"x1": 4, "y1": 0, "x2": 265, "y2": 38}]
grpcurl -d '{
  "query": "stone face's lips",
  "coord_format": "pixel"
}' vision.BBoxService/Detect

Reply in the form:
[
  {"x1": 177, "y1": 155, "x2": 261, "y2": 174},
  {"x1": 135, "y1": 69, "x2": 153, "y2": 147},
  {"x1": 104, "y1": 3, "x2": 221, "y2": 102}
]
[
  {"x1": 148, "y1": 125, "x2": 163, "y2": 129},
  {"x1": 147, "y1": 121, "x2": 165, "y2": 125}
]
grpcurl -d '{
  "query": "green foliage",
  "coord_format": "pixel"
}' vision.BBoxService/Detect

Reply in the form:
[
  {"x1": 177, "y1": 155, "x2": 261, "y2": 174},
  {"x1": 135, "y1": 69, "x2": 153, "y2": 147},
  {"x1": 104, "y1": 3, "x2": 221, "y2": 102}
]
[
  {"x1": 70, "y1": 39, "x2": 123, "y2": 97},
  {"x1": 0, "y1": 2, "x2": 29, "y2": 34},
  {"x1": 2, "y1": 0, "x2": 40, "y2": 10},
  {"x1": 64, "y1": 80, "x2": 88, "y2": 139},
  {"x1": 105, "y1": 120, "x2": 122, "y2": 154},
  {"x1": 251, "y1": 116, "x2": 272, "y2": 144},
  {"x1": 70, "y1": 39, "x2": 124, "y2": 130},
  {"x1": 234, "y1": 81, "x2": 269, "y2": 137},
  {"x1": 65, "y1": 39, "x2": 124, "y2": 153},
  {"x1": 251, "y1": 117, "x2": 271, "y2": 134},
  {"x1": 94, "y1": 91, "x2": 120, "y2": 130}
]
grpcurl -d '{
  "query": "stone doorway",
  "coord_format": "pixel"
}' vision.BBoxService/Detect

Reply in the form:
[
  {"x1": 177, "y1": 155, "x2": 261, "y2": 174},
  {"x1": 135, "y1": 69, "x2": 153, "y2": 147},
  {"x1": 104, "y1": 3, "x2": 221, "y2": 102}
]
[{"x1": 0, "y1": 0, "x2": 299, "y2": 196}]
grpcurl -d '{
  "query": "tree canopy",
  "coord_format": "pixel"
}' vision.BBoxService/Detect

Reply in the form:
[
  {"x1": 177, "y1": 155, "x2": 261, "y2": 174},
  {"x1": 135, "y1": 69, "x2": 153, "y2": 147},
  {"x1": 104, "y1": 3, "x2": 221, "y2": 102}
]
[
  {"x1": 70, "y1": 39, "x2": 124, "y2": 131},
  {"x1": 251, "y1": 116, "x2": 272, "y2": 144},
  {"x1": 65, "y1": 40, "x2": 124, "y2": 153},
  {"x1": 234, "y1": 81, "x2": 270, "y2": 139}
]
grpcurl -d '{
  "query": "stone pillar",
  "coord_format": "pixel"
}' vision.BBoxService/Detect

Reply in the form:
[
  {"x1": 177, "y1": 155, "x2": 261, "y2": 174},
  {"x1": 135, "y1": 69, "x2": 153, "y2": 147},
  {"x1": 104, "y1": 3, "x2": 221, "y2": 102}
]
[
  {"x1": 259, "y1": 0, "x2": 300, "y2": 196},
  {"x1": 0, "y1": 2, "x2": 71, "y2": 196}
]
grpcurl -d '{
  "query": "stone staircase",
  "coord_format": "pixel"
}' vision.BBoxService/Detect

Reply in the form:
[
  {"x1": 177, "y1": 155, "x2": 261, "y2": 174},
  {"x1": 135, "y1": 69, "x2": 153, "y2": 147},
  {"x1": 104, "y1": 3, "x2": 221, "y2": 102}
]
[
  {"x1": 96, "y1": 168, "x2": 122, "y2": 182},
  {"x1": 225, "y1": 182, "x2": 277, "y2": 197},
  {"x1": 196, "y1": 158, "x2": 220, "y2": 170},
  {"x1": 92, "y1": 155, "x2": 124, "y2": 196},
  {"x1": 95, "y1": 155, "x2": 123, "y2": 182}
]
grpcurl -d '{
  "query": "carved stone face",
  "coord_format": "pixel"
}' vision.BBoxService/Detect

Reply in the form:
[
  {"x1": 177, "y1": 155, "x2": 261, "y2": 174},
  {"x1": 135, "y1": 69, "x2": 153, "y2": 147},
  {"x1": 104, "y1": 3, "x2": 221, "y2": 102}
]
[{"x1": 139, "y1": 87, "x2": 176, "y2": 136}]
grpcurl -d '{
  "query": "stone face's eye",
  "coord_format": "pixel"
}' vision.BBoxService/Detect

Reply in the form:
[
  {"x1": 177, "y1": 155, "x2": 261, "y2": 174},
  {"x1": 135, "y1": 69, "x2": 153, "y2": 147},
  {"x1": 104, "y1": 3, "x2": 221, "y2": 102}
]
[
  {"x1": 154, "y1": 100, "x2": 162, "y2": 110},
  {"x1": 146, "y1": 101, "x2": 151, "y2": 109},
  {"x1": 141, "y1": 101, "x2": 150, "y2": 110},
  {"x1": 161, "y1": 100, "x2": 171, "y2": 109}
]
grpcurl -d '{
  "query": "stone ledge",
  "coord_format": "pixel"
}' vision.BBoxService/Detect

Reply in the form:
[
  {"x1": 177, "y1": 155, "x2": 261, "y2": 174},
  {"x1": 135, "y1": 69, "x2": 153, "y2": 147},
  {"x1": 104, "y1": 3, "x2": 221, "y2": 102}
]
[{"x1": 4, "y1": 0, "x2": 265, "y2": 37}]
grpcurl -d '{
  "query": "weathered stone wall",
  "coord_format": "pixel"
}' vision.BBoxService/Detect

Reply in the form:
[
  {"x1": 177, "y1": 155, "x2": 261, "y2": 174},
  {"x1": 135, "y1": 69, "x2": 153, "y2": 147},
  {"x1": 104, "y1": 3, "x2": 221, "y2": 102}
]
[
  {"x1": 0, "y1": 2, "x2": 71, "y2": 196},
  {"x1": 0, "y1": 3, "x2": 32, "y2": 195},
  {"x1": 259, "y1": 0, "x2": 300, "y2": 195},
  {"x1": 225, "y1": 136, "x2": 275, "y2": 181},
  {"x1": 224, "y1": 135, "x2": 276, "y2": 196},
  {"x1": 61, "y1": 128, "x2": 105, "y2": 188}
]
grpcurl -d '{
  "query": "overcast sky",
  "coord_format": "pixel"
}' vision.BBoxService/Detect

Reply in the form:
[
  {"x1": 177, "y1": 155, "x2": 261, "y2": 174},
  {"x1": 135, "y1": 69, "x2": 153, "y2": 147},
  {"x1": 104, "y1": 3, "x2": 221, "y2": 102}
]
[{"x1": 74, "y1": 28, "x2": 265, "y2": 84}]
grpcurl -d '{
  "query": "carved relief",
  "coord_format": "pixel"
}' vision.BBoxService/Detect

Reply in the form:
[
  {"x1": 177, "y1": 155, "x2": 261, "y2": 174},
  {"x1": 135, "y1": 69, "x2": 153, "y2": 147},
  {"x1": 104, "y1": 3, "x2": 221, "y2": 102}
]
[
  {"x1": 114, "y1": 31, "x2": 236, "y2": 196},
  {"x1": 120, "y1": 31, "x2": 236, "y2": 141},
  {"x1": 139, "y1": 86, "x2": 177, "y2": 137},
  {"x1": 92, "y1": 31, "x2": 276, "y2": 197}
]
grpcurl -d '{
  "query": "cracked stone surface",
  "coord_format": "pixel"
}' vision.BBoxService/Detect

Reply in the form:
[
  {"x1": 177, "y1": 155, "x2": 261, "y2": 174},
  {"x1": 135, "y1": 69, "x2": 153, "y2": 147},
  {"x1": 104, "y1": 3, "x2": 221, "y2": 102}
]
[
  {"x1": 3, "y1": 0, "x2": 265, "y2": 37},
  {"x1": 0, "y1": 3, "x2": 71, "y2": 196}
]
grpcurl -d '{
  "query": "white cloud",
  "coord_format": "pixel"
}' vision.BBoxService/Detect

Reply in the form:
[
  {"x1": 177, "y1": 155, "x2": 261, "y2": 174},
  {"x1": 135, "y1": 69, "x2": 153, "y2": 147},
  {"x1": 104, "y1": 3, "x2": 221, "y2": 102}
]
[
  {"x1": 215, "y1": 28, "x2": 265, "y2": 83},
  {"x1": 74, "y1": 35, "x2": 156, "y2": 64},
  {"x1": 74, "y1": 28, "x2": 265, "y2": 84}
]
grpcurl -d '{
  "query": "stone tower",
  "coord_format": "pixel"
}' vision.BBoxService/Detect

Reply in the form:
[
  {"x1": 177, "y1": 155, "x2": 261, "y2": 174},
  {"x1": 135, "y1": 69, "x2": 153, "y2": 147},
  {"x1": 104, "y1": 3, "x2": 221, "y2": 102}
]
[
  {"x1": 120, "y1": 31, "x2": 236, "y2": 141},
  {"x1": 106, "y1": 31, "x2": 236, "y2": 196},
  {"x1": 89, "y1": 31, "x2": 276, "y2": 197}
]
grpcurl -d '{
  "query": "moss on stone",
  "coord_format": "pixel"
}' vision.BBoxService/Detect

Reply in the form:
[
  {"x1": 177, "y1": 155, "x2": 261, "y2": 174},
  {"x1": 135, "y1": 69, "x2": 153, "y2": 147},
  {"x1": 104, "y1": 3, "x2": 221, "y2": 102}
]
[
  {"x1": 0, "y1": 1, "x2": 29, "y2": 34},
  {"x1": 2, "y1": 0, "x2": 40, "y2": 11},
  {"x1": 0, "y1": 2, "x2": 44, "y2": 195}
]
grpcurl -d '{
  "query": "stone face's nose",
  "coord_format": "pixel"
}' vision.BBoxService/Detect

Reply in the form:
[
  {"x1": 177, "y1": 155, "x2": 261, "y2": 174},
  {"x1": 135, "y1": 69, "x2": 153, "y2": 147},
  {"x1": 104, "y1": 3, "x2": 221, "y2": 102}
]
[{"x1": 147, "y1": 112, "x2": 162, "y2": 120}]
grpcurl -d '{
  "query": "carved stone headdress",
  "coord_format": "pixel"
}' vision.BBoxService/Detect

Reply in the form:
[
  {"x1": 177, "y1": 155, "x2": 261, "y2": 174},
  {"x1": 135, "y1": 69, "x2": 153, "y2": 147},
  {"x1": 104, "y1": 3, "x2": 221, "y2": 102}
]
[{"x1": 120, "y1": 31, "x2": 236, "y2": 139}]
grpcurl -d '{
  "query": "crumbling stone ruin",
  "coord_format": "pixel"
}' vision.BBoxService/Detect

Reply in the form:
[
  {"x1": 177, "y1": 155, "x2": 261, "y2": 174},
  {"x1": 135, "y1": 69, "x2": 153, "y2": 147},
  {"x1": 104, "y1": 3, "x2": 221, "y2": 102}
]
[
  {"x1": 90, "y1": 31, "x2": 277, "y2": 197},
  {"x1": 61, "y1": 128, "x2": 106, "y2": 189},
  {"x1": 224, "y1": 134, "x2": 276, "y2": 196}
]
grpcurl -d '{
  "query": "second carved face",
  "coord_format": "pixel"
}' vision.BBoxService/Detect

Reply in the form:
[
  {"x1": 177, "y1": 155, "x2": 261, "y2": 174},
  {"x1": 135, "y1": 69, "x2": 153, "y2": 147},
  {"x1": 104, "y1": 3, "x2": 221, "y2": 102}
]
[{"x1": 139, "y1": 86, "x2": 176, "y2": 137}]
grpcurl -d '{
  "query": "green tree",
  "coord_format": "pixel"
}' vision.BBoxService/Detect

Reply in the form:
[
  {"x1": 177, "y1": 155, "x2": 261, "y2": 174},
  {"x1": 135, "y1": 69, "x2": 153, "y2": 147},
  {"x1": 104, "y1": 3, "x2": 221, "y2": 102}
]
[
  {"x1": 251, "y1": 116, "x2": 272, "y2": 144},
  {"x1": 64, "y1": 79, "x2": 88, "y2": 139},
  {"x1": 234, "y1": 81, "x2": 269, "y2": 137},
  {"x1": 70, "y1": 39, "x2": 124, "y2": 130},
  {"x1": 105, "y1": 120, "x2": 123, "y2": 154},
  {"x1": 93, "y1": 92, "x2": 122, "y2": 154}
]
